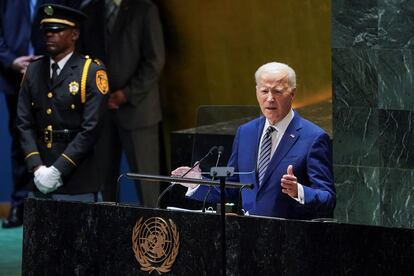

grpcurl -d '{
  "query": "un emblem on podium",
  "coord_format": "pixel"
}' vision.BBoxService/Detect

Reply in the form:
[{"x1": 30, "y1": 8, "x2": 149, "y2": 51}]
[{"x1": 132, "y1": 217, "x2": 180, "y2": 274}]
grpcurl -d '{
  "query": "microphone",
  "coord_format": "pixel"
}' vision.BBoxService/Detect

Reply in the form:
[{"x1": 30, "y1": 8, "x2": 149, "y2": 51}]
[
  {"x1": 115, "y1": 173, "x2": 129, "y2": 204},
  {"x1": 202, "y1": 146, "x2": 224, "y2": 212},
  {"x1": 217, "y1": 145, "x2": 224, "y2": 156},
  {"x1": 156, "y1": 145, "x2": 218, "y2": 208}
]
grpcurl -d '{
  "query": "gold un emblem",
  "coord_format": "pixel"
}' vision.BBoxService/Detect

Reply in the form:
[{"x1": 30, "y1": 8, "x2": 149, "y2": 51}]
[{"x1": 132, "y1": 217, "x2": 180, "y2": 274}]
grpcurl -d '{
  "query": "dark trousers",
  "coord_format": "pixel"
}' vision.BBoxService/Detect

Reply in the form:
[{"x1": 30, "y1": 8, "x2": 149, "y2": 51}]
[
  {"x1": 97, "y1": 111, "x2": 160, "y2": 207},
  {"x1": 5, "y1": 94, "x2": 30, "y2": 208}
]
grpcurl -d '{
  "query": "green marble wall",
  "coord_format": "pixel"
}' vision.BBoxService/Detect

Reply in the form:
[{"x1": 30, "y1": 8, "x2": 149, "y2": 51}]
[{"x1": 332, "y1": 0, "x2": 414, "y2": 228}]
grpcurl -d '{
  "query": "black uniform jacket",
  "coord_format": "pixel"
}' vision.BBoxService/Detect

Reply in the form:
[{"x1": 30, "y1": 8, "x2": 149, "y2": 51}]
[{"x1": 17, "y1": 52, "x2": 108, "y2": 194}]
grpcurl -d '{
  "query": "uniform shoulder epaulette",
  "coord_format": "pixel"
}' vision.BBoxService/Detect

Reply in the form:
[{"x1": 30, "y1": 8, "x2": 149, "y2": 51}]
[
  {"x1": 92, "y1": 58, "x2": 103, "y2": 66},
  {"x1": 80, "y1": 55, "x2": 109, "y2": 102},
  {"x1": 82, "y1": 55, "x2": 103, "y2": 66},
  {"x1": 80, "y1": 56, "x2": 92, "y2": 104}
]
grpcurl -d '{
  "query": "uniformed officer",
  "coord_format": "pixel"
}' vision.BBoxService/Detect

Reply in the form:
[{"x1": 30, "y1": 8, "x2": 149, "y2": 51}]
[{"x1": 16, "y1": 4, "x2": 109, "y2": 201}]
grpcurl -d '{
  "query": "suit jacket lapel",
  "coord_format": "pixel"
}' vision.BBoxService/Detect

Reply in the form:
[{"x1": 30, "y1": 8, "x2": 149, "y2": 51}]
[
  {"x1": 258, "y1": 112, "x2": 302, "y2": 191},
  {"x1": 251, "y1": 117, "x2": 266, "y2": 192},
  {"x1": 51, "y1": 53, "x2": 79, "y2": 90},
  {"x1": 254, "y1": 116, "x2": 266, "y2": 157}
]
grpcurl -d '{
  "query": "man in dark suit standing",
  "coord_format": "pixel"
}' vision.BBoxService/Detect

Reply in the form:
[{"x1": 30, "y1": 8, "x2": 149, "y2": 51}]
[
  {"x1": 80, "y1": 0, "x2": 165, "y2": 206},
  {"x1": 1, "y1": 0, "x2": 38, "y2": 228},
  {"x1": 172, "y1": 62, "x2": 336, "y2": 220},
  {"x1": 0, "y1": 0, "x2": 81, "y2": 228},
  {"x1": 17, "y1": 3, "x2": 108, "y2": 201}
]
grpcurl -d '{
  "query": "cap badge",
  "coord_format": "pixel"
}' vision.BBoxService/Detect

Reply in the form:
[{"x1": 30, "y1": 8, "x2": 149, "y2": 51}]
[
  {"x1": 69, "y1": 81, "x2": 79, "y2": 95},
  {"x1": 44, "y1": 5, "x2": 54, "y2": 16}
]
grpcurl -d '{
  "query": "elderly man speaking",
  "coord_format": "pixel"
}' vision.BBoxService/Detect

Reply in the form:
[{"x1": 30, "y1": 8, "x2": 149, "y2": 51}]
[{"x1": 172, "y1": 61, "x2": 336, "y2": 220}]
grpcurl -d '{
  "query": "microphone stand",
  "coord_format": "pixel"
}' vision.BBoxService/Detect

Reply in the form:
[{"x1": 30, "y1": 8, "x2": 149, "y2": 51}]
[
  {"x1": 220, "y1": 175, "x2": 226, "y2": 276},
  {"x1": 210, "y1": 166, "x2": 235, "y2": 276},
  {"x1": 115, "y1": 173, "x2": 127, "y2": 205},
  {"x1": 201, "y1": 146, "x2": 224, "y2": 212}
]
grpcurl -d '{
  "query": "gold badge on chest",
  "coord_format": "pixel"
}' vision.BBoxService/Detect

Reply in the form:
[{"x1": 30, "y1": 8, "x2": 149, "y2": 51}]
[{"x1": 69, "y1": 81, "x2": 79, "y2": 95}]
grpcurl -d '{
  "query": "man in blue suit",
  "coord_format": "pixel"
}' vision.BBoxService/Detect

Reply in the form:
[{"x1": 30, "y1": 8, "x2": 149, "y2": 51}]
[
  {"x1": 172, "y1": 62, "x2": 335, "y2": 220},
  {"x1": 0, "y1": 0, "x2": 45, "y2": 228}
]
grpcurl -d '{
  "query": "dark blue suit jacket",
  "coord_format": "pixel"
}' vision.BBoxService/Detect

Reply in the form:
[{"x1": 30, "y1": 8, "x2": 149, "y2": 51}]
[
  {"x1": 0, "y1": 0, "x2": 34, "y2": 95},
  {"x1": 189, "y1": 111, "x2": 336, "y2": 220}
]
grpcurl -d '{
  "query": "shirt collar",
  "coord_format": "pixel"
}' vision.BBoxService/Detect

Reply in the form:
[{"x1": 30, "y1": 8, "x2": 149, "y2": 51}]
[
  {"x1": 50, "y1": 51, "x2": 74, "y2": 70},
  {"x1": 264, "y1": 109, "x2": 294, "y2": 134}
]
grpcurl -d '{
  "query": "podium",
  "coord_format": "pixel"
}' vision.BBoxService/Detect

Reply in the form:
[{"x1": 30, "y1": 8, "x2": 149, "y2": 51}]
[{"x1": 22, "y1": 198, "x2": 413, "y2": 275}]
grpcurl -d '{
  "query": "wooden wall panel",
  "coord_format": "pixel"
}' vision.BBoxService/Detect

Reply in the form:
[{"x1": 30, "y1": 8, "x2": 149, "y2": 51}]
[{"x1": 156, "y1": 0, "x2": 331, "y2": 133}]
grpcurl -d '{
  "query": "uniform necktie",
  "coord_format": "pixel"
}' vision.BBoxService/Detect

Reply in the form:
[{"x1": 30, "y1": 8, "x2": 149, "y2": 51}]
[
  {"x1": 258, "y1": 126, "x2": 276, "y2": 186},
  {"x1": 51, "y1": 63, "x2": 59, "y2": 84}
]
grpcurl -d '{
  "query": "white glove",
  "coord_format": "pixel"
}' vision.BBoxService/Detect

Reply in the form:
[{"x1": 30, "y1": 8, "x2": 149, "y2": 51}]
[
  {"x1": 34, "y1": 166, "x2": 63, "y2": 194},
  {"x1": 34, "y1": 165, "x2": 49, "y2": 194}
]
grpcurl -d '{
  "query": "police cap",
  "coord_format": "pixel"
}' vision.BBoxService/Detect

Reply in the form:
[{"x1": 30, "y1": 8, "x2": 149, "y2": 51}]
[{"x1": 39, "y1": 4, "x2": 87, "y2": 31}]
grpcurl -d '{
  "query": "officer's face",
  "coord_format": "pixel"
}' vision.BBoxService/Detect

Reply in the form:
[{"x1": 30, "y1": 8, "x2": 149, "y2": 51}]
[{"x1": 44, "y1": 27, "x2": 79, "y2": 61}]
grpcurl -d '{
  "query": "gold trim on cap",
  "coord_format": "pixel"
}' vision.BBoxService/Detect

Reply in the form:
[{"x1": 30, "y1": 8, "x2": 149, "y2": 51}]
[{"x1": 40, "y1": 18, "x2": 76, "y2": 27}]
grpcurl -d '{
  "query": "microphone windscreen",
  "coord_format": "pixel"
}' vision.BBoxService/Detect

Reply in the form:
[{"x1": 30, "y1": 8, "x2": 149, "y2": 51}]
[{"x1": 208, "y1": 146, "x2": 218, "y2": 155}]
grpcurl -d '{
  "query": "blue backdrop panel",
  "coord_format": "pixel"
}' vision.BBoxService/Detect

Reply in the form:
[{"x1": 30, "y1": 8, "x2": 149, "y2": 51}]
[
  {"x1": 0, "y1": 94, "x2": 12, "y2": 202},
  {"x1": 119, "y1": 153, "x2": 140, "y2": 204}
]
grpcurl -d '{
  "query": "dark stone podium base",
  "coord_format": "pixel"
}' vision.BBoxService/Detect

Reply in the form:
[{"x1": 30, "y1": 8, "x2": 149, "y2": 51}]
[{"x1": 23, "y1": 198, "x2": 413, "y2": 275}]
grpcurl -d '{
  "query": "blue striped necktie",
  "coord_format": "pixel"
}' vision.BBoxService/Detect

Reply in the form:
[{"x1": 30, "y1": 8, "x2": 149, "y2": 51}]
[{"x1": 258, "y1": 126, "x2": 276, "y2": 186}]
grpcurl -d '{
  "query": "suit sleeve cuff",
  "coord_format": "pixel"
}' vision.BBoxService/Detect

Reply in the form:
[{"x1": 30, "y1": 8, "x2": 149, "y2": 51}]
[
  {"x1": 24, "y1": 152, "x2": 42, "y2": 172},
  {"x1": 3, "y1": 54, "x2": 17, "y2": 69},
  {"x1": 185, "y1": 185, "x2": 200, "y2": 197},
  {"x1": 53, "y1": 154, "x2": 77, "y2": 176},
  {"x1": 293, "y1": 183, "x2": 305, "y2": 204}
]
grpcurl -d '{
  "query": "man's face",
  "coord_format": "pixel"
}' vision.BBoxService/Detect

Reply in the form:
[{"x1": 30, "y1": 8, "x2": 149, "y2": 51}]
[
  {"x1": 44, "y1": 27, "x2": 78, "y2": 59},
  {"x1": 256, "y1": 71, "x2": 295, "y2": 124}
]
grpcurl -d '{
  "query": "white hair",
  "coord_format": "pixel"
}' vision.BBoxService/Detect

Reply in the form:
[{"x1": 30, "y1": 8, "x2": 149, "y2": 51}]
[{"x1": 254, "y1": 62, "x2": 296, "y2": 89}]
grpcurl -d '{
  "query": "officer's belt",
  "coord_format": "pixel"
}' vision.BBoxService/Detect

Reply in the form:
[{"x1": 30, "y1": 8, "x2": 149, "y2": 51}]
[{"x1": 40, "y1": 129, "x2": 80, "y2": 143}]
